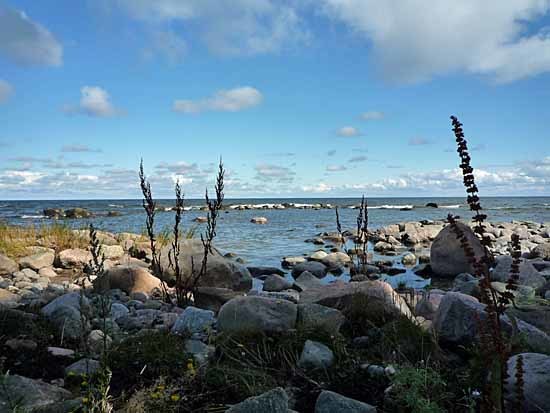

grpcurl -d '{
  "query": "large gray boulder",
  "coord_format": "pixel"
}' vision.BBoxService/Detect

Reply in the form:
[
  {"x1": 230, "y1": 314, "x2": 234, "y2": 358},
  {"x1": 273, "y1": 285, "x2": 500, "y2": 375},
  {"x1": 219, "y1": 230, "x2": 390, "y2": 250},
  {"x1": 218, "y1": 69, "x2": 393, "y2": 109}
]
[
  {"x1": 59, "y1": 248, "x2": 92, "y2": 269},
  {"x1": 297, "y1": 303, "x2": 345, "y2": 335},
  {"x1": 226, "y1": 388, "x2": 290, "y2": 413},
  {"x1": 505, "y1": 353, "x2": 550, "y2": 412},
  {"x1": 298, "y1": 340, "x2": 334, "y2": 369},
  {"x1": 0, "y1": 375, "x2": 72, "y2": 412},
  {"x1": 430, "y1": 222, "x2": 485, "y2": 278},
  {"x1": 160, "y1": 239, "x2": 252, "y2": 291},
  {"x1": 263, "y1": 274, "x2": 293, "y2": 292},
  {"x1": 432, "y1": 292, "x2": 550, "y2": 353},
  {"x1": 300, "y1": 280, "x2": 412, "y2": 321},
  {"x1": 93, "y1": 266, "x2": 162, "y2": 295},
  {"x1": 292, "y1": 261, "x2": 328, "y2": 278},
  {"x1": 42, "y1": 292, "x2": 90, "y2": 340},
  {"x1": 531, "y1": 242, "x2": 550, "y2": 260},
  {"x1": 491, "y1": 255, "x2": 545, "y2": 289},
  {"x1": 315, "y1": 391, "x2": 376, "y2": 413},
  {"x1": 171, "y1": 306, "x2": 215, "y2": 335},
  {"x1": 218, "y1": 296, "x2": 297, "y2": 334},
  {"x1": 193, "y1": 287, "x2": 244, "y2": 313},
  {"x1": 0, "y1": 254, "x2": 18, "y2": 276},
  {"x1": 18, "y1": 251, "x2": 55, "y2": 271}
]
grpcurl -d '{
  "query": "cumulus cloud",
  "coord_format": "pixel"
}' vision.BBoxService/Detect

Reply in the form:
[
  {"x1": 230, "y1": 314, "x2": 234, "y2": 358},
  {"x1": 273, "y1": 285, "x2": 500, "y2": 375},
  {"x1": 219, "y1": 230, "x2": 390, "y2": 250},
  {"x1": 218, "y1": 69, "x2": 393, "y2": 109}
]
[
  {"x1": 63, "y1": 86, "x2": 122, "y2": 117},
  {"x1": 361, "y1": 111, "x2": 384, "y2": 120},
  {"x1": 0, "y1": 79, "x2": 13, "y2": 104},
  {"x1": 113, "y1": 0, "x2": 309, "y2": 56},
  {"x1": 142, "y1": 30, "x2": 187, "y2": 63},
  {"x1": 0, "y1": 4, "x2": 62, "y2": 66},
  {"x1": 337, "y1": 126, "x2": 361, "y2": 137},
  {"x1": 173, "y1": 86, "x2": 263, "y2": 114},
  {"x1": 302, "y1": 182, "x2": 333, "y2": 193},
  {"x1": 319, "y1": 0, "x2": 550, "y2": 83}
]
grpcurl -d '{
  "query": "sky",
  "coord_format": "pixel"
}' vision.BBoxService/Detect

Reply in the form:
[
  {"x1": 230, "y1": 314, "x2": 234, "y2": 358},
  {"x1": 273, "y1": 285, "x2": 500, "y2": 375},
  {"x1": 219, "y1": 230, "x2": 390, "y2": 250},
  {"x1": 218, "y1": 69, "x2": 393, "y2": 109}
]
[{"x1": 0, "y1": 0, "x2": 549, "y2": 200}]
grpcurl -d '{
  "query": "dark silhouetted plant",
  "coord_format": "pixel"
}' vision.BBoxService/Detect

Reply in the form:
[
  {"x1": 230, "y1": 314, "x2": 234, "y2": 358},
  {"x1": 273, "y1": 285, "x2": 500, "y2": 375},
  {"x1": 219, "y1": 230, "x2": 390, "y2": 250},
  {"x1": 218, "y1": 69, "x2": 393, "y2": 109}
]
[{"x1": 335, "y1": 195, "x2": 369, "y2": 275}]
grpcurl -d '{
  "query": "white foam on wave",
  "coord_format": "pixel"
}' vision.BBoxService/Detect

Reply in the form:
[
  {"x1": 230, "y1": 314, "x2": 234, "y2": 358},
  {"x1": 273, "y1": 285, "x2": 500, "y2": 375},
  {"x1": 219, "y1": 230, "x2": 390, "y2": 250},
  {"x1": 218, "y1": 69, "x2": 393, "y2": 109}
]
[
  {"x1": 108, "y1": 204, "x2": 124, "y2": 208},
  {"x1": 367, "y1": 204, "x2": 414, "y2": 210},
  {"x1": 439, "y1": 204, "x2": 462, "y2": 209},
  {"x1": 21, "y1": 215, "x2": 46, "y2": 219}
]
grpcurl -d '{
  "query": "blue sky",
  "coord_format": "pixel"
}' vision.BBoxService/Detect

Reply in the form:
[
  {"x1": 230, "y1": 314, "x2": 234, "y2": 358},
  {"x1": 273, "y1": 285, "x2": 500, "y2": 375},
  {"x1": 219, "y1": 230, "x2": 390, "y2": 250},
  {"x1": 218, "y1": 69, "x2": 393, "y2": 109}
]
[{"x1": 0, "y1": 0, "x2": 549, "y2": 199}]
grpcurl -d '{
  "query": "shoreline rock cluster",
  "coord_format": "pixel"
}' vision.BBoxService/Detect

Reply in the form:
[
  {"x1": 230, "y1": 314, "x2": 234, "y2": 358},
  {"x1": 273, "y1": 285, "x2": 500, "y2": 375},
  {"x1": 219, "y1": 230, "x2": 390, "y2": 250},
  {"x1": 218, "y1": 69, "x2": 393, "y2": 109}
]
[{"x1": 1, "y1": 219, "x2": 549, "y2": 412}]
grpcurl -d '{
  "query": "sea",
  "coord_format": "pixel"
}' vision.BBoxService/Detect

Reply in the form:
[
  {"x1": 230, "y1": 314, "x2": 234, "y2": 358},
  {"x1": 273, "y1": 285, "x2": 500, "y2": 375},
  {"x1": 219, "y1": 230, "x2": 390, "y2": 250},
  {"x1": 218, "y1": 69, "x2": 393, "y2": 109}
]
[{"x1": 1, "y1": 197, "x2": 549, "y2": 289}]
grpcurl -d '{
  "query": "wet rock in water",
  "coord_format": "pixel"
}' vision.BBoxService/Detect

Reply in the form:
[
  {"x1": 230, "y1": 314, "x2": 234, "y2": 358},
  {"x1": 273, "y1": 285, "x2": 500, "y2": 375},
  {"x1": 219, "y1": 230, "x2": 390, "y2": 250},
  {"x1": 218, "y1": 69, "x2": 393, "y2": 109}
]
[
  {"x1": 401, "y1": 253, "x2": 416, "y2": 266},
  {"x1": 297, "y1": 303, "x2": 345, "y2": 335},
  {"x1": 491, "y1": 255, "x2": 545, "y2": 289},
  {"x1": 293, "y1": 271, "x2": 323, "y2": 291},
  {"x1": 107, "y1": 210, "x2": 122, "y2": 217},
  {"x1": 59, "y1": 248, "x2": 92, "y2": 269},
  {"x1": 321, "y1": 252, "x2": 351, "y2": 271},
  {"x1": 426, "y1": 202, "x2": 438, "y2": 208},
  {"x1": 171, "y1": 306, "x2": 216, "y2": 335},
  {"x1": 247, "y1": 266, "x2": 286, "y2": 278},
  {"x1": 505, "y1": 353, "x2": 550, "y2": 412},
  {"x1": 374, "y1": 241, "x2": 394, "y2": 252},
  {"x1": 430, "y1": 222, "x2": 484, "y2": 278},
  {"x1": 193, "y1": 287, "x2": 244, "y2": 313},
  {"x1": 263, "y1": 274, "x2": 293, "y2": 292},
  {"x1": 64, "y1": 207, "x2": 92, "y2": 218},
  {"x1": 433, "y1": 292, "x2": 550, "y2": 353},
  {"x1": 0, "y1": 375, "x2": 72, "y2": 412},
  {"x1": 315, "y1": 391, "x2": 376, "y2": 413},
  {"x1": 43, "y1": 208, "x2": 65, "y2": 218},
  {"x1": 226, "y1": 387, "x2": 289, "y2": 413},
  {"x1": 18, "y1": 250, "x2": 55, "y2": 271},
  {"x1": 0, "y1": 254, "x2": 18, "y2": 276},
  {"x1": 310, "y1": 250, "x2": 328, "y2": 261},
  {"x1": 301, "y1": 280, "x2": 412, "y2": 321},
  {"x1": 160, "y1": 239, "x2": 252, "y2": 291},
  {"x1": 282, "y1": 256, "x2": 307, "y2": 268},
  {"x1": 218, "y1": 296, "x2": 297, "y2": 334},
  {"x1": 291, "y1": 261, "x2": 328, "y2": 279},
  {"x1": 193, "y1": 216, "x2": 208, "y2": 223},
  {"x1": 250, "y1": 217, "x2": 268, "y2": 224},
  {"x1": 93, "y1": 266, "x2": 162, "y2": 295},
  {"x1": 298, "y1": 340, "x2": 334, "y2": 369}
]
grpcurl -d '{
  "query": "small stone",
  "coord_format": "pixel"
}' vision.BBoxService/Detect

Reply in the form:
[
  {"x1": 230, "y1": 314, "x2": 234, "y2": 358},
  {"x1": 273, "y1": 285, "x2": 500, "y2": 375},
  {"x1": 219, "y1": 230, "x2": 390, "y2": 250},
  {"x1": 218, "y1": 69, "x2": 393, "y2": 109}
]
[
  {"x1": 171, "y1": 306, "x2": 216, "y2": 335},
  {"x1": 298, "y1": 340, "x2": 334, "y2": 370},
  {"x1": 65, "y1": 358, "x2": 100, "y2": 377}
]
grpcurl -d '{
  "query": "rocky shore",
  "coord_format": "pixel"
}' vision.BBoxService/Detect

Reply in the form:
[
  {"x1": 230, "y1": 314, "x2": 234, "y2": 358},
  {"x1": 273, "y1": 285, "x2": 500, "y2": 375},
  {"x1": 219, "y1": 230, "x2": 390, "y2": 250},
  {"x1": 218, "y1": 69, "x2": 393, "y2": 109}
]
[{"x1": 1, "y1": 219, "x2": 549, "y2": 412}]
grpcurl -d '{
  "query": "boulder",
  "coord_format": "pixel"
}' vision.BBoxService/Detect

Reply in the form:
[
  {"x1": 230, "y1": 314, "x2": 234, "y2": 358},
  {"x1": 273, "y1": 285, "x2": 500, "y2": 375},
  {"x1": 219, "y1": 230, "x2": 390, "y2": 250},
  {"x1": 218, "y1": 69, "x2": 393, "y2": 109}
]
[
  {"x1": 65, "y1": 358, "x2": 100, "y2": 376},
  {"x1": 298, "y1": 340, "x2": 334, "y2": 369},
  {"x1": 184, "y1": 339, "x2": 215, "y2": 366},
  {"x1": 93, "y1": 266, "x2": 162, "y2": 295},
  {"x1": 291, "y1": 261, "x2": 328, "y2": 279},
  {"x1": 321, "y1": 252, "x2": 351, "y2": 271},
  {"x1": 0, "y1": 288, "x2": 19, "y2": 306},
  {"x1": 59, "y1": 248, "x2": 92, "y2": 269},
  {"x1": 282, "y1": 256, "x2": 307, "y2": 268},
  {"x1": 64, "y1": 208, "x2": 92, "y2": 218},
  {"x1": 414, "y1": 291, "x2": 445, "y2": 320},
  {"x1": 452, "y1": 273, "x2": 481, "y2": 298},
  {"x1": 0, "y1": 375, "x2": 72, "y2": 412},
  {"x1": 110, "y1": 303, "x2": 129, "y2": 321},
  {"x1": 401, "y1": 253, "x2": 416, "y2": 266},
  {"x1": 41, "y1": 292, "x2": 90, "y2": 340},
  {"x1": 18, "y1": 251, "x2": 55, "y2": 271},
  {"x1": 310, "y1": 250, "x2": 329, "y2": 261},
  {"x1": 159, "y1": 239, "x2": 252, "y2": 291},
  {"x1": 505, "y1": 353, "x2": 550, "y2": 412},
  {"x1": 293, "y1": 271, "x2": 323, "y2": 291},
  {"x1": 300, "y1": 280, "x2": 412, "y2": 322},
  {"x1": 193, "y1": 287, "x2": 244, "y2": 313},
  {"x1": 0, "y1": 254, "x2": 18, "y2": 276},
  {"x1": 250, "y1": 217, "x2": 268, "y2": 224},
  {"x1": 43, "y1": 208, "x2": 65, "y2": 218},
  {"x1": 218, "y1": 296, "x2": 297, "y2": 334},
  {"x1": 430, "y1": 222, "x2": 485, "y2": 278},
  {"x1": 432, "y1": 292, "x2": 550, "y2": 353},
  {"x1": 247, "y1": 266, "x2": 286, "y2": 278},
  {"x1": 263, "y1": 274, "x2": 293, "y2": 292},
  {"x1": 491, "y1": 255, "x2": 545, "y2": 289},
  {"x1": 171, "y1": 306, "x2": 216, "y2": 335},
  {"x1": 297, "y1": 303, "x2": 345, "y2": 335},
  {"x1": 315, "y1": 391, "x2": 376, "y2": 413},
  {"x1": 100, "y1": 245, "x2": 124, "y2": 260},
  {"x1": 226, "y1": 388, "x2": 289, "y2": 413},
  {"x1": 39, "y1": 267, "x2": 58, "y2": 278}
]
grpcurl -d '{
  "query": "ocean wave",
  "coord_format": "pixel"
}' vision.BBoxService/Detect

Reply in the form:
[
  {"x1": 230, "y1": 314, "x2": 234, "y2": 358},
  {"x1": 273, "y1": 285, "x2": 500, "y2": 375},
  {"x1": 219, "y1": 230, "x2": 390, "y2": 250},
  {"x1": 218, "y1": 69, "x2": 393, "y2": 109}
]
[
  {"x1": 439, "y1": 204, "x2": 462, "y2": 209},
  {"x1": 367, "y1": 204, "x2": 414, "y2": 210},
  {"x1": 108, "y1": 204, "x2": 124, "y2": 208},
  {"x1": 21, "y1": 215, "x2": 47, "y2": 219}
]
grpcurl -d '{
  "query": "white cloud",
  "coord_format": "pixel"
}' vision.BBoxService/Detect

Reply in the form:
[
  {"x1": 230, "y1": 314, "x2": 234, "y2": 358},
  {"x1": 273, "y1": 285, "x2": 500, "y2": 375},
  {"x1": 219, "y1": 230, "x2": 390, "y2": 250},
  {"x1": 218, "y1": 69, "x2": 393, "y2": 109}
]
[
  {"x1": 173, "y1": 86, "x2": 263, "y2": 114},
  {"x1": 61, "y1": 144, "x2": 102, "y2": 153},
  {"x1": 320, "y1": 0, "x2": 550, "y2": 83},
  {"x1": 143, "y1": 30, "x2": 187, "y2": 63},
  {"x1": 302, "y1": 182, "x2": 333, "y2": 193},
  {"x1": 0, "y1": 4, "x2": 62, "y2": 66},
  {"x1": 63, "y1": 86, "x2": 122, "y2": 117},
  {"x1": 326, "y1": 164, "x2": 347, "y2": 172},
  {"x1": 349, "y1": 155, "x2": 367, "y2": 163},
  {"x1": 337, "y1": 126, "x2": 360, "y2": 137},
  {"x1": 361, "y1": 111, "x2": 384, "y2": 120},
  {"x1": 254, "y1": 163, "x2": 295, "y2": 183},
  {"x1": 113, "y1": 0, "x2": 309, "y2": 56},
  {"x1": 0, "y1": 79, "x2": 13, "y2": 103}
]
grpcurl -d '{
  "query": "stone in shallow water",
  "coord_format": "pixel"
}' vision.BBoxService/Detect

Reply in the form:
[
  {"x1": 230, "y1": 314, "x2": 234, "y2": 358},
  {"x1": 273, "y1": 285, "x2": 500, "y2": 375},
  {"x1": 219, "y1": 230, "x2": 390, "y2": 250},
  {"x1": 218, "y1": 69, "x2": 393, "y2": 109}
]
[
  {"x1": 263, "y1": 274, "x2": 293, "y2": 292},
  {"x1": 291, "y1": 261, "x2": 328, "y2": 279}
]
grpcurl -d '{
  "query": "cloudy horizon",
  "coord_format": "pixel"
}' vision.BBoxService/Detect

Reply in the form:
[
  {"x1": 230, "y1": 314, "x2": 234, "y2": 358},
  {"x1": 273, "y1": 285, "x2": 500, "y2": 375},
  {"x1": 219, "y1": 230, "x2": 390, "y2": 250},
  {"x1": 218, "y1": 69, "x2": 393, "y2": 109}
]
[{"x1": 1, "y1": 1, "x2": 549, "y2": 199}]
